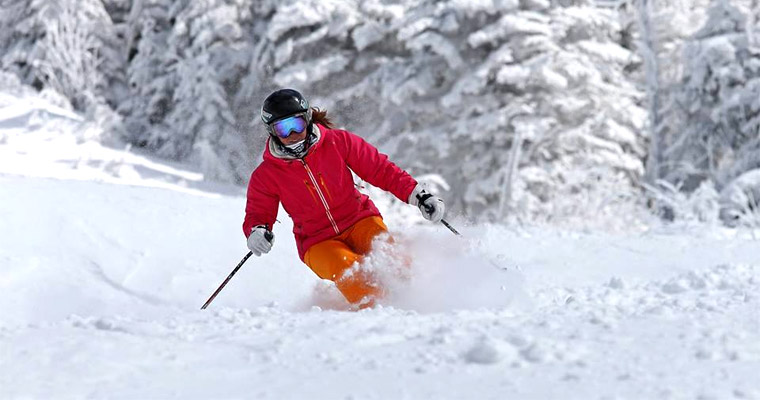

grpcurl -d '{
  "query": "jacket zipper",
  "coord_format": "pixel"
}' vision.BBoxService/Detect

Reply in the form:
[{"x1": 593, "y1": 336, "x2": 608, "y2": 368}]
[{"x1": 300, "y1": 159, "x2": 340, "y2": 234}]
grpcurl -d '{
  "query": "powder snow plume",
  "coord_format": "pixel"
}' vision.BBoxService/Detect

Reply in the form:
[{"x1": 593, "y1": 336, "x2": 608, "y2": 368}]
[{"x1": 352, "y1": 228, "x2": 528, "y2": 312}]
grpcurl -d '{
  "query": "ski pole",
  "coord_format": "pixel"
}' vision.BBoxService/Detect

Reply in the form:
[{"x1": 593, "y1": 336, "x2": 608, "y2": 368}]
[
  {"x1": 201, "y1": 231, "x2": 273, "y2": 310},
  {"x1": 418, "y1": 194, "x2": 461, "y2": 236},
  {"x1": 201, "y1": 251, "x2": 252, "y2": 310},
  {"x1": 441, "y1": 219, "x2": 460, "y2": 236}
]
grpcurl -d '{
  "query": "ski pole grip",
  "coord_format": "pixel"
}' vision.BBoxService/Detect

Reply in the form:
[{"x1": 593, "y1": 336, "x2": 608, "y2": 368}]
[
  {"x1": 264, "y1": 230, "x2": 274, "y2": 243},
  {"x1": 416, "y1": 192, "x2": 435, "y2": 214}
]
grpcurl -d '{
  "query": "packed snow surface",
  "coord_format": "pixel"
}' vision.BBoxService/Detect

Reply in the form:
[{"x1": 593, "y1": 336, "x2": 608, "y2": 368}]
[{"x1": 1, "y1": 92, "x2": 759, "y2": 399}]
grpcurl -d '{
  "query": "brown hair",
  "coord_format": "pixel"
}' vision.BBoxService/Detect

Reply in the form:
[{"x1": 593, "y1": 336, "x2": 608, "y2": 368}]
[{"x1": 311, "y1": 107, "x2": 335, "y2": 129}]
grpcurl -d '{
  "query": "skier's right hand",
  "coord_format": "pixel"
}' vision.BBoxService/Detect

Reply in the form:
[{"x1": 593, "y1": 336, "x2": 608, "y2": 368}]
[{"x1": 247, "y1": 225, "x2": 274, "y2": 256}]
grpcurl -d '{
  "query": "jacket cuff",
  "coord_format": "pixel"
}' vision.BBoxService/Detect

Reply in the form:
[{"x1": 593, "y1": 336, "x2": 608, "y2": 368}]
[
  {"x1": 407, "y1": 184, "x2": 425, "y2": 206},
  {"x1": 250, "y1": 224, "x2": 267, "y2": 236}
]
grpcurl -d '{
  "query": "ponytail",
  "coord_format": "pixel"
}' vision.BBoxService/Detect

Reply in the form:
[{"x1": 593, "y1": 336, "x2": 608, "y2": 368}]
[{"x1": 311, "y1": 107, "x2": 335, "y2": 129}]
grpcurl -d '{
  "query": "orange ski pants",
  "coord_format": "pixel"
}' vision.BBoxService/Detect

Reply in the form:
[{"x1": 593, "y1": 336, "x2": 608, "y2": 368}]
[{"x1": 304, "y1": 216, "x2": 388, "y2": 305}]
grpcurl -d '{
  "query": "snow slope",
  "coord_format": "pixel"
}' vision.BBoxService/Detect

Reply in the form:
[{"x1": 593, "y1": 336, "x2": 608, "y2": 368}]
[{"x1": 1, "y1": 92, "x2": 760, "y2": 399}]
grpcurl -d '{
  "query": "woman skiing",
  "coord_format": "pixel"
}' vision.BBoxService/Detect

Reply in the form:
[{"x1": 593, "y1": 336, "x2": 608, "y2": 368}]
[{"x1": 243, "y1": 89, "x2": 445, "y2": 308}]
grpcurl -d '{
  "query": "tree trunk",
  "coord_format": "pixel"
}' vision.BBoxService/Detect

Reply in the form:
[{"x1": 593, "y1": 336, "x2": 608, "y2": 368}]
[
  {"x1": 638, "y1": 0, "x2": 663, "y2": 187},
  {"x1": 499, "y1": 128, "x2": 524, "y2": 220},
  {"x1": 126, "y1": 0, "x2": 144, "y2": 60}
]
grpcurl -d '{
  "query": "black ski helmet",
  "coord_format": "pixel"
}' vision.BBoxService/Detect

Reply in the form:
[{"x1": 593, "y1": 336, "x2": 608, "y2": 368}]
[
  {"x1": 261, "y1": 88, "x2": 317, "y2": 158},
  {"x1": 261, "y1": 88, "x2": 313, "y2": 136}
]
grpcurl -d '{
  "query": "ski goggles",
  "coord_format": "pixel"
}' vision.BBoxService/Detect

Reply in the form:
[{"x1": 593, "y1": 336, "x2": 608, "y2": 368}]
[{"x1": 270, "y1": 114, "x2": 307, "y2": 138}]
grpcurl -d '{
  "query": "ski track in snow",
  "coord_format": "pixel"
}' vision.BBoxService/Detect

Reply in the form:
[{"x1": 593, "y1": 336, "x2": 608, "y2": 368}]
[{"x1": 2, "y1": 92, "x2": 760, "y2": 399}]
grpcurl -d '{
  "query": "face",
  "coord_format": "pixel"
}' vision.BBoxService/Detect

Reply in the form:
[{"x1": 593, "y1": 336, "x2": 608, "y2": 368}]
[
  {"x1": 280, "y1": 129, "x2": 306, "y2": 145},
  {"x1": 271, "y1": 114, "x2": 308, "y2": 145}
]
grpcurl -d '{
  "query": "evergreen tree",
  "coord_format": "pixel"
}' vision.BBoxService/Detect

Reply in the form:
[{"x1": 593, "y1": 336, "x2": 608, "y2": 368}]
[
  {"x1": 0, "y1": 0, "x2": 122, "y2": 113},
  {"x1": 667, "y1": 0, "x2": 760, "y2": 192},
  {"x1": 117, "y1": 0, "x2": 175, "y2": 147},
  {"x1": 0, "y1": 0, "x2": 56, "y2": 91},
  {"x1": 9, "y1": 0, "x2": 721, "y2": 226},
  {"x1": 256, "y1": 0, "x2": 647, "y2": 224},
  {"x1": 165, "y1": 0, "x2": 251, "y2": 181}
]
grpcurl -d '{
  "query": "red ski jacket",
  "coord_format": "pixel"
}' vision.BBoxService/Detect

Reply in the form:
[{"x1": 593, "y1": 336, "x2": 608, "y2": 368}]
[{"x1": 243, "y1": 125, "x2": 418, "y2": 261}]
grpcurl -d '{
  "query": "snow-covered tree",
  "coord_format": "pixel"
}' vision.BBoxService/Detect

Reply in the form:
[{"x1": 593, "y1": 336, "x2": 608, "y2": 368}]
[
  {"x1": 719, "y1": 168, "x2": 760, "y2": 227},
  {"x1": 37, "y1": 2, "x2": 103, "y2": 111},
  {"x1": 616, "y1": 0, "x2": 710, "y2": 186},
  {"x1": 166, "y1": 0, "x2": 252, "y2": 181},
  {"x1": 1, "y1": 0, "x2": 664, "y2": 225},
  {"x1": 253, "y1": 0, "x2": 647, "y2": 225},
  {"x1": 665, "y1": 0, "x2": 760, "y2": 194},
  {"x1": 117, "y1": 0, "x2": 260, "y2": 182},
  {"x1": 116, "y1": 0, "x2": 176, "y2": 147},
  {"x1": 0, "y1": 0, "x2": 123, "y2": 112},
  {"x1": 0, "y1": 0, "x2": 53, "y2": 90}
]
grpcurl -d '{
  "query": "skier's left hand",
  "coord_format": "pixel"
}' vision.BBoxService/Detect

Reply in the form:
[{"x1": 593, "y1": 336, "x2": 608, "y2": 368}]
[{"x1": 409, "y1": 184, "x2": 445, "y2": 223}]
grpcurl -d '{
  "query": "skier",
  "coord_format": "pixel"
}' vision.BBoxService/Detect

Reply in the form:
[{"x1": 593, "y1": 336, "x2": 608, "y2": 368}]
[{"x1": 243, "y1": 88, "x2": 445, "y2": 309}]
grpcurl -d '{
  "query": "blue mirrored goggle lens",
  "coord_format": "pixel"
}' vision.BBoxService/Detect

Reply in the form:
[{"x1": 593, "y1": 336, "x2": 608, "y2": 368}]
[{"x1": 272, "y1": 115, "x2": 307, "y2": 138}]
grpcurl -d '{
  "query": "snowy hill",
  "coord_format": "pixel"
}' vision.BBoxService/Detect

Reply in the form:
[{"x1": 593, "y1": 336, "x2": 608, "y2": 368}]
[{"x1": 1, "y1": 92, "x2": 760, "y2": 399}]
